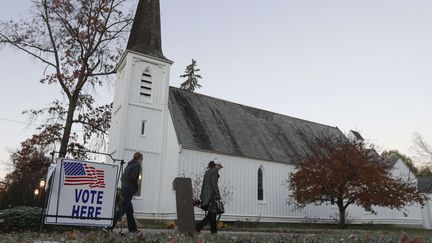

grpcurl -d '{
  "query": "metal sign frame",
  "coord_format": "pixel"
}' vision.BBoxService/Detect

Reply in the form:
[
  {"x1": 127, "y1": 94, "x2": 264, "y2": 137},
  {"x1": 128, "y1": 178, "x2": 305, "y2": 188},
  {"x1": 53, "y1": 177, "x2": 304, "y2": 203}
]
[{"x1": 39, "y1": 150, "x2": 124, "y2": 231}]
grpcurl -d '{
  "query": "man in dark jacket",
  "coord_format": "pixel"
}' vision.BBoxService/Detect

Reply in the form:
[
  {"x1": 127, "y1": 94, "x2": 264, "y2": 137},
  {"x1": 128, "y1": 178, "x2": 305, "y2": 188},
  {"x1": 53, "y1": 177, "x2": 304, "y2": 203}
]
[
  {"x1": 108, "y1": 152, "x2": 143, "y2": 232},
  {"x1": 196, "y1": 161, "x2": 222, "y2": 234}
]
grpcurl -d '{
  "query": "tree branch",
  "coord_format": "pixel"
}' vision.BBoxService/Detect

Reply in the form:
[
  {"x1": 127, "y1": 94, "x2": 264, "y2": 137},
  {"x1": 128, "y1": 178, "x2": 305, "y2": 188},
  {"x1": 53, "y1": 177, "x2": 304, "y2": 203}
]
[
  {"x1": 72, "y1": 119, "x2": 108, "y2": 135},
  {"x1": 41, "y1": 0, "x2": 71, "y2": 99},
  {"x1": 0, "y1": 33, "x2": 56, "y2": 68}
]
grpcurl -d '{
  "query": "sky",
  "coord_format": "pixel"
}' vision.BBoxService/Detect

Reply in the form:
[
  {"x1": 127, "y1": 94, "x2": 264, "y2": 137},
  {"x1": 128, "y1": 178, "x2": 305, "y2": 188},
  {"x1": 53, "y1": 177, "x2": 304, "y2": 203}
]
[{"x1": 0, "y1": 0, "x2": 431, "y2": 180}]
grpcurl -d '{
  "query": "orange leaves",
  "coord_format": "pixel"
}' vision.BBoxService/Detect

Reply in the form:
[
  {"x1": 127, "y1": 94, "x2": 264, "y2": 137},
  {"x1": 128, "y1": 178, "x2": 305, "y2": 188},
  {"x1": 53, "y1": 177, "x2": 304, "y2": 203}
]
[
  {"x1": 289, "y1": 134, "x2": 425, "y2": 226},
  {"x1": 64, "y1": 230, "x2": 80, "y2": 241}
]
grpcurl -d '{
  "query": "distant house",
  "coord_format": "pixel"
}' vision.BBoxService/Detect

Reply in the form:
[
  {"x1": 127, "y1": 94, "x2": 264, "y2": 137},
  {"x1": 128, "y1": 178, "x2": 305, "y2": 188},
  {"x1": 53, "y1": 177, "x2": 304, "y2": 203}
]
[
  {"x1": 348, "y1": 130, "x2": 365, "y2": 142},
  {"x1": 108, "y1": 0, "x2": 426, "y2": 227},
  {"x1": 418, "y1": 176, "x2": 432, "y2": 228}
]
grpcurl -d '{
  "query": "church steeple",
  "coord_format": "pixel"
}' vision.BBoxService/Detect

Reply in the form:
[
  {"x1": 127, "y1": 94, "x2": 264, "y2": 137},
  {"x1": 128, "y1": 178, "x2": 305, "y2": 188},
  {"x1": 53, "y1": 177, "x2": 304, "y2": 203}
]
[{"x1": 127, "y1": 0, "x2": 167, "y2": 60}]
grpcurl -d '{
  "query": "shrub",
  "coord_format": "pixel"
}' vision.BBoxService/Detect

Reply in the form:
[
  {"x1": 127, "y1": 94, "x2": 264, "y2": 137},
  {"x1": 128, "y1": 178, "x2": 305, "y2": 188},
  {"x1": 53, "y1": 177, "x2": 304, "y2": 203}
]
[
  {"x1": 0, "y1": 206, "x2": 42, "y2": 232},
  {"x1": 0, "y1": 206, "x2": 99, "y2": 233}
]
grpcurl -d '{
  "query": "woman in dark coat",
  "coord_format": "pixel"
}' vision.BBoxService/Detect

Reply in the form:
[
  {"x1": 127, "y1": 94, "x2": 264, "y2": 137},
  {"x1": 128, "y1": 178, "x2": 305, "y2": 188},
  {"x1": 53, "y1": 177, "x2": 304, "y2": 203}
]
[{"x1": 196, "y1": 161, "x2": 222, "y2": 234}]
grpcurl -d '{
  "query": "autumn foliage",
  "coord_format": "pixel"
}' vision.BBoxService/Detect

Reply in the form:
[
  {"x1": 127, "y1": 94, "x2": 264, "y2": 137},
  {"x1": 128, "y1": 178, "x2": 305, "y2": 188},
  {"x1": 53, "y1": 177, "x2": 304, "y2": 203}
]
[
  {"x1": 0, "y1": 0, "x2": 132, "y2": 157},
  {"x1": 0, "y1": 0, "x2": 132, "y2": 207},
  {"x1": 2, "y1": 133, "x2": 52, "y2": 208},
  {"x1": 289, "y1": 134, "x2": 425, "y2": 227}
]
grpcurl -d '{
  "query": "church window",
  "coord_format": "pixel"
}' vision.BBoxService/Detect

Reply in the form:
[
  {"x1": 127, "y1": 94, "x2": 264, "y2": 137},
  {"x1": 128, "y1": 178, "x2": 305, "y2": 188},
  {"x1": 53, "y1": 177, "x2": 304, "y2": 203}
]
[
  {"x1": 258, "y1": 166, "x2": 264, "y2": 201},
  {"x1": 140, "y1": 70, "x2": 152, "y2": 98},
  {"x1": 141, "y1": 120, "x2": 146, "y2": 136}
]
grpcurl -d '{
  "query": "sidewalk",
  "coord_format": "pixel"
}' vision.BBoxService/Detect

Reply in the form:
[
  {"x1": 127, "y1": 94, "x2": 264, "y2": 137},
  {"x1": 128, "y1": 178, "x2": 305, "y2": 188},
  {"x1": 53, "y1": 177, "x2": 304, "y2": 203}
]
[{"x1": 112, "y1": 227, "x2": 294, "y2": 235}]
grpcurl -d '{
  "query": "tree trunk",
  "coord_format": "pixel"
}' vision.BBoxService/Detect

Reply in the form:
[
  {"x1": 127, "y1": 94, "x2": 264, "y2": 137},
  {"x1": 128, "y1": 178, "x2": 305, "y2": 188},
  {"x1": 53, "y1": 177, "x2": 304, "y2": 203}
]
[
  {"x1": 59, "y1": 94, "x2": 79, "y2": 157},
  {"x1": 338, "y1": 206, "x2": 346, "y2": 228}
]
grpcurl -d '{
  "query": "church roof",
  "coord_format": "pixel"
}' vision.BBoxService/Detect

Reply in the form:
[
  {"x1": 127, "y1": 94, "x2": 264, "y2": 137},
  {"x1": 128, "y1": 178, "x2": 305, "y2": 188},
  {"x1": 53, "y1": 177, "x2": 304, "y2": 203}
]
[
  {"x1": 168, "y1": 87, "x2": 343, "y2": 164},
  {"x1": 126, "y1": 0, "x2": 168, "y2": 60}
]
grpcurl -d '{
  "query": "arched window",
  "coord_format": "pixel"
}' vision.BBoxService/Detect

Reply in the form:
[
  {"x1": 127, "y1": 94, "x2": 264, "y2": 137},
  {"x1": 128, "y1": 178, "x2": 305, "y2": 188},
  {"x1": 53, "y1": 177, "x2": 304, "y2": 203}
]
[{"x1": 258, "y1": 166, "x2": 263, "y2": 201}]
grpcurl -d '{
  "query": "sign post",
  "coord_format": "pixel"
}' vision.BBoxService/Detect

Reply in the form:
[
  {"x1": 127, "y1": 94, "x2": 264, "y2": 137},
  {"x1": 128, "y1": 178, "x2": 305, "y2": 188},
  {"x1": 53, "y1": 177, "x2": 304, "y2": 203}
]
[{"x1": 44, "y1": 158, "x2": 118, "y2": 227}]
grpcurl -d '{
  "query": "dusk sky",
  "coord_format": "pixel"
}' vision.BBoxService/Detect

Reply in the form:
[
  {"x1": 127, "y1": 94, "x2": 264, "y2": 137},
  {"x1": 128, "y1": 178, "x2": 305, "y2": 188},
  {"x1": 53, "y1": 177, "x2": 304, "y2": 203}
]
[{"x1": 0, "y1": 0, "x2": 431, "y2": 180}]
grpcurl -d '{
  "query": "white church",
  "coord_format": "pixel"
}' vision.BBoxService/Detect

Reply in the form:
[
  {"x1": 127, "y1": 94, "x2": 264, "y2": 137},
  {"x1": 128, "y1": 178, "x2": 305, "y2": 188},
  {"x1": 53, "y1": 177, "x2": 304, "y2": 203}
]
[{"x1": 108, "y1": 0, "x2": 432, "y2": 227}]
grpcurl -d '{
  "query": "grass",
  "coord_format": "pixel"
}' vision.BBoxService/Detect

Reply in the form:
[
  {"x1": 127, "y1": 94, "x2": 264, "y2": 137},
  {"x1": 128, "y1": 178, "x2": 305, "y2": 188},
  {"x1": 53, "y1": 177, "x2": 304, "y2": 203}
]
[
  {"x1": 0, "y1": 229, "x2": 431, "y2": 243},
  {"x1": 134, "y1": 219, "x2": 432, "y2": 233},
  {"x1": 225, "y1": 221, "x2": 432, "y2": 232},
  {"x1": 2, "y1": 215, "x2": 432, "y2": 242}
]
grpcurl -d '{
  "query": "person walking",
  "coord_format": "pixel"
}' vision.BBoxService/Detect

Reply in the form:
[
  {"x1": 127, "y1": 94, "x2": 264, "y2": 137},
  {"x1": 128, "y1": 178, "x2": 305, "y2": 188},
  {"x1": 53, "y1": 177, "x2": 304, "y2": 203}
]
[
  {"x1": 196, "y1": 160, "x2": 222, "y2": 234},
  {"x1": 107, "y1": 152, "x2": 143, "y2": 233}
]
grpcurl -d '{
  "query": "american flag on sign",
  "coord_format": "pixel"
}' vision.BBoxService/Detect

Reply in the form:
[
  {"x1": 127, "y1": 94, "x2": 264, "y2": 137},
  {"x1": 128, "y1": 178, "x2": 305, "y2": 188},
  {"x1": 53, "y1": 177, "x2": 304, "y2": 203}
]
[{"x1": 63, "y1": 162, "x2": 106, "y2": 188}]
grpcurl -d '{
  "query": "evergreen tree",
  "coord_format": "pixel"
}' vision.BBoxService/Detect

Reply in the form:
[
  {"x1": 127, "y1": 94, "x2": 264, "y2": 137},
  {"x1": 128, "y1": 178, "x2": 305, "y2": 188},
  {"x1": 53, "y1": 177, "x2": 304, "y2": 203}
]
[{"x1": 180, "y1": 59, "x2": 203, "y2": 92}]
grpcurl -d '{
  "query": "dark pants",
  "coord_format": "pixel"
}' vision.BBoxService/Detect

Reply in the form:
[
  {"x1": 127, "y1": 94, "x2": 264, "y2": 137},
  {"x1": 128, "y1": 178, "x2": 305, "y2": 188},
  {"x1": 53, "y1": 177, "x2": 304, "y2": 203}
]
[
  {"x1": 111, "y1": 192, "x2": 137, "y2": 232},
  {"x1": 196, "y1": 211, "x2": 217, "y2": 234}
]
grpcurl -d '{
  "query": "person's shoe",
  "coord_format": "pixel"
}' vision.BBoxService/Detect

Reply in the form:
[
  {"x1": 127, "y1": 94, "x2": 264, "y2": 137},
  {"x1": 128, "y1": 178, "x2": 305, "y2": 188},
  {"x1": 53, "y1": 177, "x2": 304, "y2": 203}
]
[{"x1": 129, "y1": 229, "x2": 140, "y2": 233}]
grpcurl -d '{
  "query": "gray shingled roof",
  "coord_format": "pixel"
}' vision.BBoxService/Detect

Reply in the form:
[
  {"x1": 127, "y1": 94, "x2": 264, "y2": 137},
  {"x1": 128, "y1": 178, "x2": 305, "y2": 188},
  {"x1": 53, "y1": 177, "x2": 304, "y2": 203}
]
[
  {"x1": 418, "y1": 176, "x2": 432, "y2": 193},
  {"x1": 384, "y1": 155, "x2": 400, "y2": 167},
  {"x1": 168, "y1": 87, "x2": 344, "y2": 164}
]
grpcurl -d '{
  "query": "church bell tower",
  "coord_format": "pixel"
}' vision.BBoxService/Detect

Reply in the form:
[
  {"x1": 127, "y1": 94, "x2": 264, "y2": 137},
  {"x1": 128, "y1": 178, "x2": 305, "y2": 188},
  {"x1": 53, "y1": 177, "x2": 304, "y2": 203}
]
[{"x1": 108, "y1": 0, "x2": 175, "y2": 218}]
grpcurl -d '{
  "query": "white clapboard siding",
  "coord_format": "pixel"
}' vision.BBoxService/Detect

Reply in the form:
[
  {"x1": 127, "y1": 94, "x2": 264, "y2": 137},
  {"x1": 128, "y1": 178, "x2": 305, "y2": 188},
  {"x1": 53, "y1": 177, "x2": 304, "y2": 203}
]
[
  {"x1": 124, "y1": 106, "x2": 163, "y2": 153},
  {"x1": 177, "y1": 149, "x2": 423, "y2": 225},
  {"x1": 129, "y1": 110, "x2": 179, "y2": 220}
]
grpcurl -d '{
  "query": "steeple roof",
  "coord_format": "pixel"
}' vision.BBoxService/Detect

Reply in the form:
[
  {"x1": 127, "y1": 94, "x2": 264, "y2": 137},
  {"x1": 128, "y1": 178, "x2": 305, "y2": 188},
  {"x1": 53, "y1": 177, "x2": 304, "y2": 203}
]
[{"x1": 126, "y1": 0, "x2": 168, "y2": 60}]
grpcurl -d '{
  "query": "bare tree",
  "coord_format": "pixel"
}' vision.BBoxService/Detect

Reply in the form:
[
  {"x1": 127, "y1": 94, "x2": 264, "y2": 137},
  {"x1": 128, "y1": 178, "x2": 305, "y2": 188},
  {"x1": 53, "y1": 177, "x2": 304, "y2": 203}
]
[
  {"x1": 0, "y1": 0, "x2": 133, "y2": 157},
  {"x1": 411, "y1": 133, "x2": 432, "y2": 165}
]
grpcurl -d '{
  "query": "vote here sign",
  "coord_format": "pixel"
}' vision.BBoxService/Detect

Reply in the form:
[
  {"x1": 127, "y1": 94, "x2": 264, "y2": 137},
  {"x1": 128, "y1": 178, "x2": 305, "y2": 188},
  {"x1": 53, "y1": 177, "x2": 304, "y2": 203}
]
[{"x1": 45, "y1": 159, "x2": 118, "y2": 227}]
